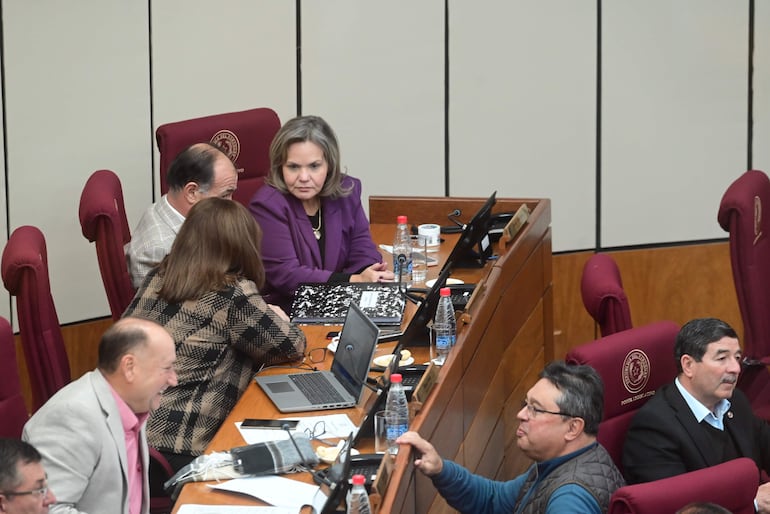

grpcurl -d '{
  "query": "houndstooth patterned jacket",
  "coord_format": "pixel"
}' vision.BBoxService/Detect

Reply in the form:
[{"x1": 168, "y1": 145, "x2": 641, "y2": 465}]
[{"x1": 124, "y1": 270, "x2": 307, "y2": 456}]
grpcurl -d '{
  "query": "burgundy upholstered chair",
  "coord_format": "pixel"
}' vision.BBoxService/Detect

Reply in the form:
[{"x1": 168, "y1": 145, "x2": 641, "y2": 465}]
[
  {"x1": 565, "y1": 320, "x2": 679, "y2": 471},
  {"x1": 718, "y1": 169, "x2": 770, "y2": 420},
  {"x1": 79, "y1": 169, "x2": 136, "y2": 320},
  {"x1": 156, "y1": 107, "x2": 280, "y2": 207},
  {"x1": 608, "y1": 457, "x2": 758, "y2": 514},
  {"x1": 581, "y1": 253, "x2": 632, "y2": 337},
  {"x1": 0, "y1": 315, "x2": 29, "y2": 438},
  {"x1": 1, "y1": 226, "x2": 70, "y2": 412}
]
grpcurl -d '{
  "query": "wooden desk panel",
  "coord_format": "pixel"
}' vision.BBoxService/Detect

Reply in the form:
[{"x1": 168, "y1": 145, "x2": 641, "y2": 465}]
[{"x1": 171, "y1": 196, "x2": 552, "y2": 513}]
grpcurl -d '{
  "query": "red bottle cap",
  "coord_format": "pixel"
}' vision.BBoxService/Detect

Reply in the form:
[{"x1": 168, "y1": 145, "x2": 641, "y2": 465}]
[
  {"x1": 352, "y1": 474, "x2": 366, "y2": 485},
  {"x1": 390, "y1": 373, "x2": 403, "y2": 383},
  {"x1": 440, "y1": 287, "x2": 451, "y2": 297},
  {"x1": 397, "y1": 215, "x2": 408, "y2": 224}
]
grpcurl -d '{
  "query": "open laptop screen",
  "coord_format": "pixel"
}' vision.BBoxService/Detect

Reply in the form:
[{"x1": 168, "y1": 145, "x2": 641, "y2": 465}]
[{"x1": 331, "y1": 302, "x2": 381, "y2": 399}]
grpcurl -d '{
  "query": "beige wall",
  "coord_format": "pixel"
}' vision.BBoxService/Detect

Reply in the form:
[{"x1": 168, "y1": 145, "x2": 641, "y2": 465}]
[{"x1": 0, "y1": 0, "x2": 761, "y2": 327}]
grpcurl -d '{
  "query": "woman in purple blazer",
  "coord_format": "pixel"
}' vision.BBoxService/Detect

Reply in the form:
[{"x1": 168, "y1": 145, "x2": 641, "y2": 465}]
[{"x1": 249, "y1": 115, "x2": 393, "y2": 312}]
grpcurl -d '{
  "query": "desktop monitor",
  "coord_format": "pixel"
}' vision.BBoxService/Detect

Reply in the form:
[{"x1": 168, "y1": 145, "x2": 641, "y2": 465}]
[{"x1": 441, "y1": 191, "x2": 497, "y2": 271}]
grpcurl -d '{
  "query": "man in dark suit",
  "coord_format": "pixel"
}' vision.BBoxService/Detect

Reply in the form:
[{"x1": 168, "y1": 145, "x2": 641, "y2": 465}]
[{"x1": 623, "y1": 317, "x2": 770, "y2": 512}]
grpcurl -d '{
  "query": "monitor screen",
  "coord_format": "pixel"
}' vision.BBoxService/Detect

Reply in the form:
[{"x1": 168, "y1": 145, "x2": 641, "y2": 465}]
[{"x1": 441, "y1": 191, "x2": 497, "y2": 271}]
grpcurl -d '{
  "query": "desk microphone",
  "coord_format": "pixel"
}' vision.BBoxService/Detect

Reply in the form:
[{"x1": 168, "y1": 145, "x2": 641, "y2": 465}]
[
  {"x1": 340, "y1": 343, "x2": 383, "y2": 395},
  {"x1": 282, "y1": 424, "x2": 330, "y2": 486},
  {"x1": 396, "y1": 253, "x2": 407, "y2": 294}
]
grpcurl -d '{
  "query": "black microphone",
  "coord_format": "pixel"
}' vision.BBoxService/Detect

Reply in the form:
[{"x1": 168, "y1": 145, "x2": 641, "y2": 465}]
[
  {"x1": 337, "y1": 342, "x2": 386, "y2": 396},
  {"x1": 447, "y1": 209, "x2": 465, "y2": 229},
  {"x1": 283, "y1": 423, "x2": 313, "y2": 466},
  {"x1": 396, "y1": 253, "x2": 407, "y2": 294}
]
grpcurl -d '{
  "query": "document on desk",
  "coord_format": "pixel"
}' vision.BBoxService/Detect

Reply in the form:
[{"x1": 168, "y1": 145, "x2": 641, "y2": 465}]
[
  {"x1": 211, "y1": 475, "x2": 319, "y2": 510},
  {"x1": 177, "y1": 505, "x2": 295, "y2": 514},
  {"x1": 236, "y1": 414, "x2": 357, "y2": 445}
]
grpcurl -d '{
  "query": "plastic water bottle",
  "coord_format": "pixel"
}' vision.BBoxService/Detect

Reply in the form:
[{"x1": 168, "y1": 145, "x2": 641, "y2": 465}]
[
  {"x1": 393, "y1": 215, "x2": 412, "y2": 288},
  {"x1": 384, "y1": 373, "x2": 409, "y2": 454},
  {"x1": 346, "y1": 474, "x2": 371, "y2": 514},
  {"x1": 432, "y1": 287, "x2": 456, "y2": 365}
]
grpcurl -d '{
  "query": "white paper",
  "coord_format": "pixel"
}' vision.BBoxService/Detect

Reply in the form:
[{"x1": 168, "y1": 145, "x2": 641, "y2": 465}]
[
  {"x1": 210, "y1": 476, "x2": 319, "y2": 510},
  {"x1": 177, "y1": 505, "x2": 295, "y2": 514},
  {"x1": 236, "y1": 414, "x2": 357, "y2": 445}
]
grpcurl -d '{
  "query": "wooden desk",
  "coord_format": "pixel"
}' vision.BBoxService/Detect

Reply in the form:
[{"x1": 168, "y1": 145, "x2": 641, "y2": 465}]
[{"x1": 171, "y1": 196, "x2": 552, "y2": 513}]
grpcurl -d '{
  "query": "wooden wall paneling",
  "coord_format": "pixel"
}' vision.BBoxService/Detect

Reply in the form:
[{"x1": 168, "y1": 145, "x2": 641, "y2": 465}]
[
  {"x1": 150, "y1": 0, "x2": 296, "y2": 192},
  {"x1": 2, "y1": 1, "x2": 151, "y2": 324},
  {"x1": 301, "y1": 0, "x2": 445, "y2": 215},
  {"x1": 15, "y1": 317, "x2": 112, "y2": 412},
  {"x1": 501, "y1": 347, "x2": 543, "y2": 479},
  {"x1": 755, "y1": 1, "x2": 770, "y2": 170},
  {"x1": 610, "y1": 243, "x2": 741, "y2": 332},
  {"x1": 552, "y1": 251, "x2": 597, "y2": 357},
  {"x1": 602, "y1": 0, "x2": 748, "y2": 247},
  {"x1": 449, "y1": 0, "x2": 596, "y2": 252},
  {"x1": 553, "y1": 243, "x2": 742, "y2": 359},
  {"x1": 462, "y1": 362, "x2": 506, "y2": 473},
  {"x1": 474, "y1": 415, "x2": 506, "y2": 479},
  {"x1": 368, "y1": 196, "x2": 532, "y2": 226}
]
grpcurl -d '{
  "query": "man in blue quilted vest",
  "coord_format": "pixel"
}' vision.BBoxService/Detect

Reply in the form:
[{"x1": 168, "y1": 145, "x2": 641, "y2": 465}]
[{"x1": 397, "y1": 360, "x2": 625, "y2": 513}]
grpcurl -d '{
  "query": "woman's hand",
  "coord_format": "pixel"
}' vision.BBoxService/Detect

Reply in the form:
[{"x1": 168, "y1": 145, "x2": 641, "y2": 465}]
[
  {"x1": 351, "y1": 262, "x2": 395, "y2": 283},
  {"x1": 267, "y1": 303, "x2": 290, "y2": 322}
]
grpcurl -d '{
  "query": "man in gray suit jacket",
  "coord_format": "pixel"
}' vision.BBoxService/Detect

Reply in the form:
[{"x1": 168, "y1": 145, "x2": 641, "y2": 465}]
[{"x1": 23, "y1": 317, "x2": 177, "y2": 514}]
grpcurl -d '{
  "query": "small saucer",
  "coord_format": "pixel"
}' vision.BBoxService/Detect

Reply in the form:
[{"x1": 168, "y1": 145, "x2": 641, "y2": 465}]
[
  {"x1": 372, "y1": 354, "x2": 415, "y2": 368},
  {"x1": 425, "y1": 277, "x2": 464, "y2": 288}
]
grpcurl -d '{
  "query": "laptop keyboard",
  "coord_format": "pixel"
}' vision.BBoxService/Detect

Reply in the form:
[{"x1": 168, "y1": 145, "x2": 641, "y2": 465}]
[{"x1": 290, "y1": 373, "x2": 347, "y2": 405}]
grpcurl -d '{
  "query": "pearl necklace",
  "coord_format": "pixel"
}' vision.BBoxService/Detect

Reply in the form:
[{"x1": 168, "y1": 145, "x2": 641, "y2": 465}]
[{"x1": 311, "y1": 207, "x2": 322, "y2": 240}]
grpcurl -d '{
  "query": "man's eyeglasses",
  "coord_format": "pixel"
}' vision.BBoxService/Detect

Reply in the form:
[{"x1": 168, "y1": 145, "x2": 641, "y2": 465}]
[
  {"x1": 520, "y1": 400, "x2": 578, "y2": 419},
  {"x1": 1, "y1": 485, "x2": 49, "y2": 500}
]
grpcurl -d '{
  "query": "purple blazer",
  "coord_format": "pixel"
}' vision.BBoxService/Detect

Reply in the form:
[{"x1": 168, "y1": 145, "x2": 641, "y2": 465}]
[{"x1": 249, "y1": 176, "x2": 382, "y2": 312}]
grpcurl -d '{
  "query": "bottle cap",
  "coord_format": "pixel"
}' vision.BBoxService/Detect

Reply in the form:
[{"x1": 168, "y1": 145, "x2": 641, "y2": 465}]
[
  {"x1": 397, "y1": 215, "x2": 408, "y2": 224},
  {"x1": 440, "y1": 287, "x2": 451, "y2": 297},
  {"x1": 390, "y1": 373, "x2": 403, "y2": 383},
  {"x1": 352, "y1": 474, "x2": 366, "y2": 485}
]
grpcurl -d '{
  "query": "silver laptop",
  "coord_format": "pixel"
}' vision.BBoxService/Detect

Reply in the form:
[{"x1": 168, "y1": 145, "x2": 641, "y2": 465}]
[{"x1": 256, "y1": 302, "x2": 380, "y2": 413}]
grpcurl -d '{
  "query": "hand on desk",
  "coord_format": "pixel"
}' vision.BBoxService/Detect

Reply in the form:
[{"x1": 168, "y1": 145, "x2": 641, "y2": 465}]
[
  {"x1": 351, "y1": 262, "x2": 394, "y2": 283},
  {"x1": 396, "y1": 431, "x2": 444, "y2": 477},
  {"x1": 268, "y1": 303, "x2": 290, "y2": 322}
]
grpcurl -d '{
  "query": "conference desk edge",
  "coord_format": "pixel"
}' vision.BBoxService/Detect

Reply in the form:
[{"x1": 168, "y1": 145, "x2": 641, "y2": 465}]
[
  {"x1": 374, "y1": 196, "x2": 552, "y2": 514},
  {"x1": 171, "y1": 196, "x2": 552, "y2": 513}
]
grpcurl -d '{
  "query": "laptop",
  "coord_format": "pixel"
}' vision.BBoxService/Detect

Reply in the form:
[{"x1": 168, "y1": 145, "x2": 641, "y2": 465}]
[
  {"x1": 441, "y1": 191, "x2": 497, "y2": 270},
  {"x1": 256, "y1": 302, "x2": 380, "y2": 413}
]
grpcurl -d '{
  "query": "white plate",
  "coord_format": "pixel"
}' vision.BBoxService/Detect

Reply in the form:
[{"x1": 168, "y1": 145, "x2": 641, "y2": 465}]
[
  {"x1": 372, "y1": 354, "x2": 415, "y2": 368},
  {"x1": 425, "y1": 277, "x2": 464, "y2": 288}
]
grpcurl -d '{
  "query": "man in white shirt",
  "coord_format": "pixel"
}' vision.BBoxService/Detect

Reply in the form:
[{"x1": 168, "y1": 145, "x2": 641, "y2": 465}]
[{"x1": 125, "y1": 142, "x2": 238, "y2": 288}]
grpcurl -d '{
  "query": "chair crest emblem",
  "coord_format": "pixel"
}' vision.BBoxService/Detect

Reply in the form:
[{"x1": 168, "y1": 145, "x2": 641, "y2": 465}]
[
  {"x1": 622, "y1": 349, "x2": 650, "y2": 394},
  {"x1": 754, "y1": 195, "x2": 762, "y2": 246},
  {"x1": 210, "y1": 130, "x2": 241, "y2": 164}
]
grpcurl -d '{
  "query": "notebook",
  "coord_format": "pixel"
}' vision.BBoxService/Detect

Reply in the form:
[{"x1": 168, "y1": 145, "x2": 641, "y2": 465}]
[
  {"x1": 290, "y1": 282, "x2": 405, "y2": 327},
  {"x1": 256, "y1": 302, "x2": 380, "y2": 413}
]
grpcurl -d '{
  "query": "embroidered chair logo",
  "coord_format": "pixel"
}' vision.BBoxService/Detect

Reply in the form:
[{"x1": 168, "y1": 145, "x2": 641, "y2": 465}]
[
  {"x1": 622, "y1": 349, "x2": 650, "y2": 394},
  {"x1": 754, "y1": 195, "x2": 762, "y2": 246},
  {"x1": 210, "y1": 130, "x2": 241, "y2": 165}
]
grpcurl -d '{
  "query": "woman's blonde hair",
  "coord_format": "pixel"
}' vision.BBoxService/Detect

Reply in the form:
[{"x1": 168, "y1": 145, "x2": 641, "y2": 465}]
[{"x1": 158, "y1": 197, "x2": 264, "y2": 302}]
